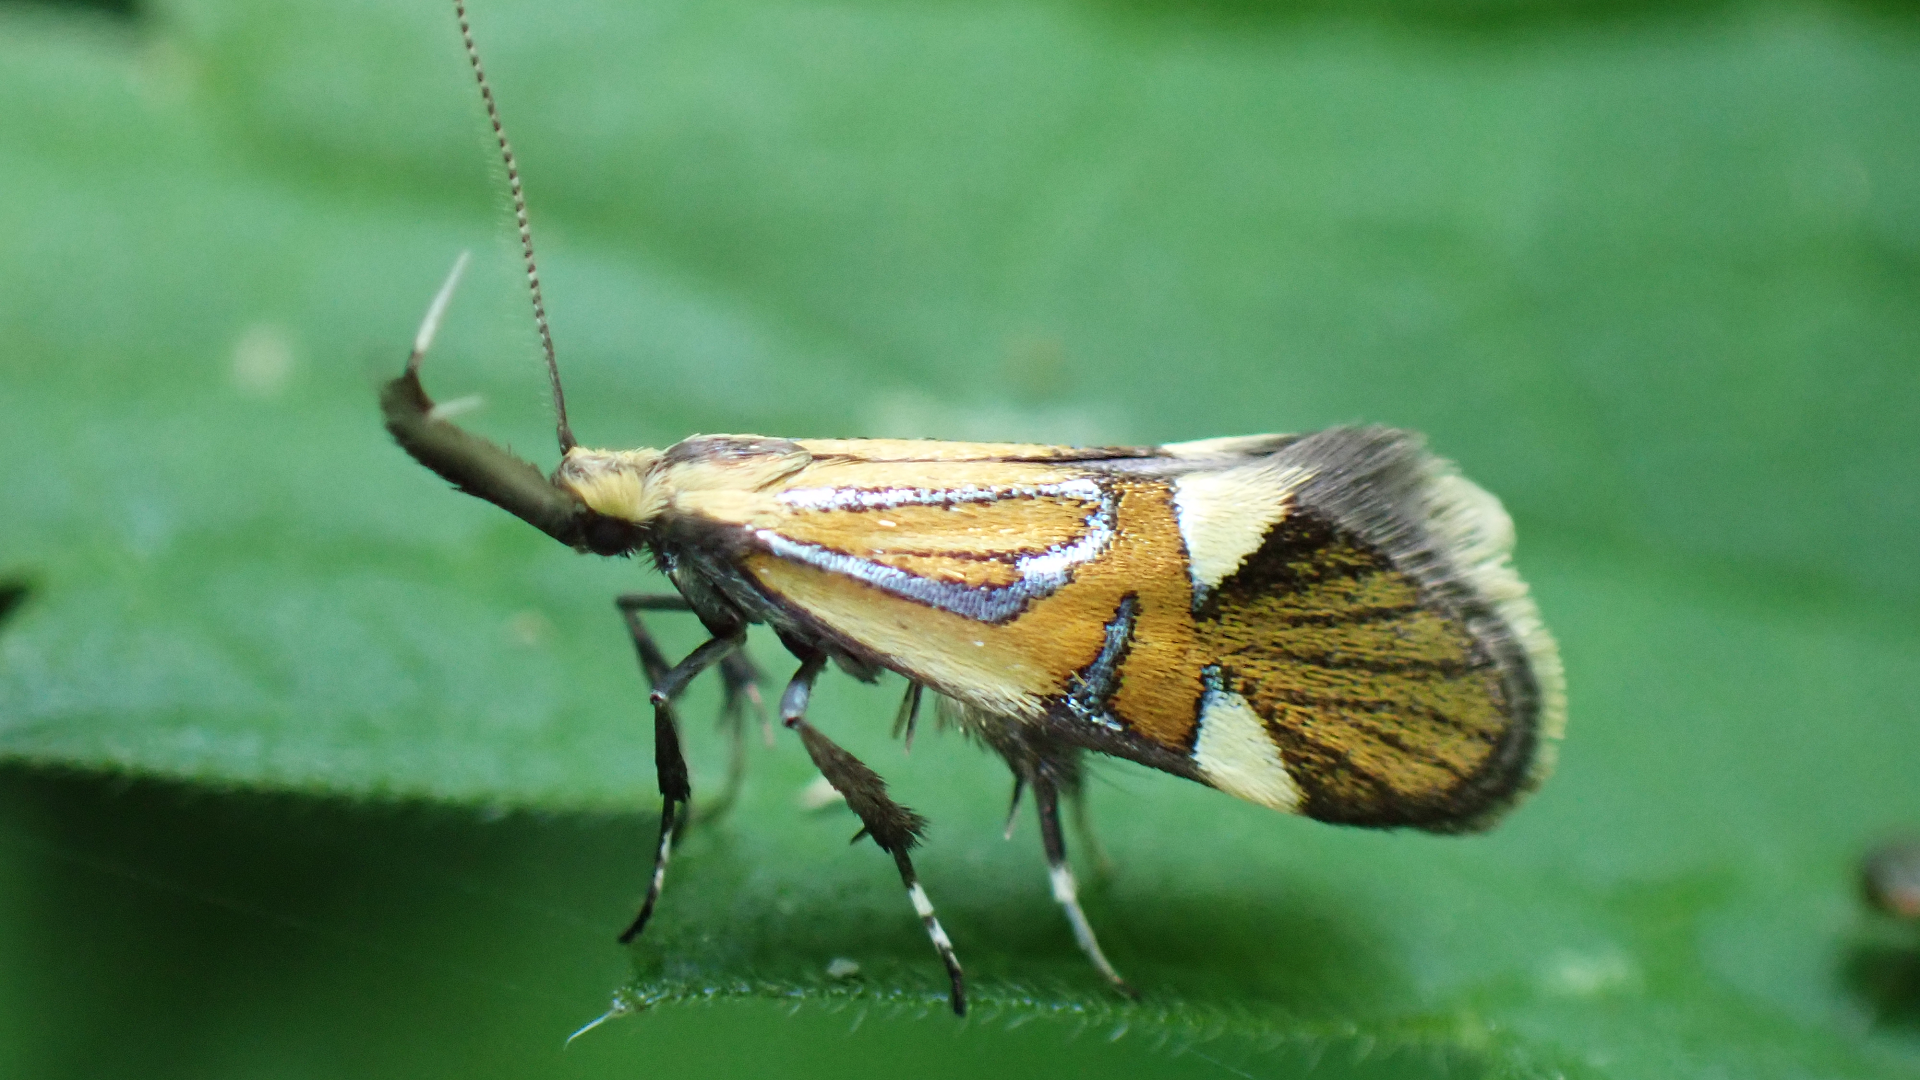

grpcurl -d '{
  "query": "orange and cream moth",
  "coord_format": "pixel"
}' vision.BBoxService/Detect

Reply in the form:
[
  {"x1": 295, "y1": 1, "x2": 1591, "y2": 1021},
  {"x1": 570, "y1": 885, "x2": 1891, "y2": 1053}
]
[
  {"x1": 389, "y1": 0, "x2": 1566, "y2": 1020},
  {"x1": 553, "y1": 430, "x2": 1565, "y2": 831}
]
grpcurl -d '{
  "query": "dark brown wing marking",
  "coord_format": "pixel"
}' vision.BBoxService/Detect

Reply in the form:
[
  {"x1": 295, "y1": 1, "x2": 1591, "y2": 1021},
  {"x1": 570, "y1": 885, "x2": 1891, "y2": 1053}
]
[
  {"x1": 1196, "y1": 513, "x2": 1514, "y2": 827},
  {"x1": 1060, "y1": 593, "x2": 1141, "y2": 732}
]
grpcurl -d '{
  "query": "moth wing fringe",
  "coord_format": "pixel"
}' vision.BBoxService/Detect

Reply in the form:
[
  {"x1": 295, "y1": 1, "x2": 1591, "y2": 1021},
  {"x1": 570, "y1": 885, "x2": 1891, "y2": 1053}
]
[
  {"x1": 1416, "y1": 461, "x2": 1568, "y2": 777},
  {"x1": 1279, "y1": 427, "x2": 1566, "y2": 831}
]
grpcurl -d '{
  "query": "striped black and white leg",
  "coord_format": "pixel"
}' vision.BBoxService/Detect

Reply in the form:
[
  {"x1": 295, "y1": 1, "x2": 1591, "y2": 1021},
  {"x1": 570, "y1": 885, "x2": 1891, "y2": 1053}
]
[
  {"x1": 893, "y1": 848, "x2": 965, "y2": 1016},
  {"x1": 617, "y1": 682, "x2": 688, "y2": 945},
  {"x1": 612, "y1": 596, "x2": 744, "y2": 945},
  {"x1": 1033, "y1": 769, "x2": 1135, "y2": 997},
  {"x1": 780, "y1": 654, "x2": 967, "y2": 1015},
  {"x1": 613, "y1": 595, "x2": 684, "y2": 943}
]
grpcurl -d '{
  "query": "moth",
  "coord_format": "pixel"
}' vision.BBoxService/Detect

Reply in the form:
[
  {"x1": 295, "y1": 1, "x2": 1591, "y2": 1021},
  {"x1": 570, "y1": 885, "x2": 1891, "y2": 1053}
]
[{"x1": 388, "y1": 1, "x2": 1566, "y2": 1017}]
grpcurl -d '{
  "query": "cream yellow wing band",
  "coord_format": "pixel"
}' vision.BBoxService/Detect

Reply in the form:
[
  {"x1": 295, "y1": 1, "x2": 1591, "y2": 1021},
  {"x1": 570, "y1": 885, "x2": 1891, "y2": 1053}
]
[
  {"x1": 1191, "y1": 684, "x2": 1302, "y2": 812},
  {"x1": 1171, "y1": 460, "x2": 1312, "y2": 598}
]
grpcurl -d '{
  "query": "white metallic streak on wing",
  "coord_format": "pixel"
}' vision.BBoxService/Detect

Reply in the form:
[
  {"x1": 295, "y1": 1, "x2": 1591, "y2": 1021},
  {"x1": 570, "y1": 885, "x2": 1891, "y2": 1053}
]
[
  {"x1": 779, "y1": 478, "x2": 1101, "y2": 512},
  {"x1": 1014, "y1": 505, "x2": 1112, "y2": 580},
  {"x1": 754, "y1": 480, "x2": 1117, "y2": 622}
]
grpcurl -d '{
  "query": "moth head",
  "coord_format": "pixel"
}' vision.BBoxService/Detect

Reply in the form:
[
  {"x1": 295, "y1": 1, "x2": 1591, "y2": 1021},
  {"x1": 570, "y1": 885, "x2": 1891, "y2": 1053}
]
[
  {"x1": 381, "y1": 255, "x2": 655, "y2": 558},
  {"x1": 553, "y1": 447, "x2": 668, "y2": 528},
  {"x1": 382, "y1": 367, "x2": 663, "y2": 557}
]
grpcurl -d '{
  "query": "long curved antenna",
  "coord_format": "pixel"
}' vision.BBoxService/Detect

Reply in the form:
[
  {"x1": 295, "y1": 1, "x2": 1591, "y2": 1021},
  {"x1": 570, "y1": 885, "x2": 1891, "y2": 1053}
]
[{"x1": 452, "y1": 0, "x2": 576, "y2": 455}]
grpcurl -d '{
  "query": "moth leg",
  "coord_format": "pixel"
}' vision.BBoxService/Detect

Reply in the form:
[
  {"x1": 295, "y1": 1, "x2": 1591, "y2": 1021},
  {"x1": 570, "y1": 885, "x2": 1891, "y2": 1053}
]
[
  {"x1": 648, "y1": 634, "x2": 742, "y2": 704},
  {"x1": 891, "y1": 681, "x2": 924, "y2": 753},
  {"x1": 703, "y1": 650, "x2": 767, "y2": 821},
  {"x1": 617, "y1": 682, "x2": 687, "y2": 945},
  {"x1": 1033, "y1": 767, "x2": 1135, "y2": 998},
  {"x1": 1068, "y1": 785, "x2": 1116, "y2": 884},
  {"x1": 616, "y1": 593, "x2": 768, "y2": 822},
  {"x1": 780, "y1": 656, "x2": 967, "y2": 1016},
  {"x1": 1002, "y1": 775, "x2": 1027, "y2": 840},
  {"x1": 614, "y1": 594, "x2": 682, "y2": 685},
  {"x1": 614, "y1": 593, "x2": 693, "y2": 840},
  {"x1": 720, "y1": 649, "x2": 772, "y2": 748},
  {"x1": 612, "y1": 621, "x2": 742, "y2": 945}
]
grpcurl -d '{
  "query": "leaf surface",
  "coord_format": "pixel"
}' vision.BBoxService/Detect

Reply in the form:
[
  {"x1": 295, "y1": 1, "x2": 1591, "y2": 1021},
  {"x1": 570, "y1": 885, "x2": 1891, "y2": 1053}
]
[{"x1": 1, "y1": 0, "x2": 1917, "y2": 1075}]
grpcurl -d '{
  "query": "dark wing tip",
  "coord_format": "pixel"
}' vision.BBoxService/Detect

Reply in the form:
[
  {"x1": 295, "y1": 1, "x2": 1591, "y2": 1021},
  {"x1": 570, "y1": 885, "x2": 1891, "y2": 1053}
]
[{"x1": 1280, "y1": 427, "x2": 1566, "y2": 832}]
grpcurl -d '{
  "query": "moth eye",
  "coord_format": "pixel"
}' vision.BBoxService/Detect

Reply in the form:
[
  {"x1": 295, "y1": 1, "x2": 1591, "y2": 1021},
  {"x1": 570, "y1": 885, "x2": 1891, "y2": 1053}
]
[{"x1": 582, "y1": 515, "x2": 643, "y2": 557}]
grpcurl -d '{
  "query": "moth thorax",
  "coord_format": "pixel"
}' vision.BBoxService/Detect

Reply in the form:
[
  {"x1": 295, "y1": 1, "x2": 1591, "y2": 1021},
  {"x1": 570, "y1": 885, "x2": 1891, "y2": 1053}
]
[{"x1": 554, "y1": 447, "x2": 667, "y2": 524}]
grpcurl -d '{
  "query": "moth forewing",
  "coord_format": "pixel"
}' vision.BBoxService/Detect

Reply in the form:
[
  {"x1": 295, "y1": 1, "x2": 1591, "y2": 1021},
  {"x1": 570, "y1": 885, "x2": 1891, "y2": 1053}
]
[
  {"x1": 390, "y1": 0, "x2": 1566, "y2": 1021},
  {"x1": 551, "y1": 428, "x2": 1565, "y2": 832}
]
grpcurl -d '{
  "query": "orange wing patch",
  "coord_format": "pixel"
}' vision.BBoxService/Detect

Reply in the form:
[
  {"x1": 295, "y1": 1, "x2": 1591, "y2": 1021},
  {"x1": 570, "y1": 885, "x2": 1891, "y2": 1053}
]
[
  {"x1": 745, "y1": 476, "x2": 1203, "y2": 745},
  {"x1": 772, "y1": 494, "x2": 1094, "y2": 558}
]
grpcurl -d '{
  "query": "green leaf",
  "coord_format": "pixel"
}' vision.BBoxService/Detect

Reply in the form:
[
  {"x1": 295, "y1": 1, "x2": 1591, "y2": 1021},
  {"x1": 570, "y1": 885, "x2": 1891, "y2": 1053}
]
[{"x1": 2, "y1": 0, "x2": 1917, "y2": 1075}]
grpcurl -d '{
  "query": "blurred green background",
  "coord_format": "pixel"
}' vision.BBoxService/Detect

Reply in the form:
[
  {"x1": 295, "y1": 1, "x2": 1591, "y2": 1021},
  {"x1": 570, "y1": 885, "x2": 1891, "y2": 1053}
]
[{"x1": 2, "y1": 0, "x2": 1917, "y2": 1075}]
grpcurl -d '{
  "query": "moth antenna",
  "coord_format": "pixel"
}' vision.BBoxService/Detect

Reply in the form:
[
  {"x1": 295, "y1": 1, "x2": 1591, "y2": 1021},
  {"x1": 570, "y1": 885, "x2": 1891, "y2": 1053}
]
[
  {"x1": 452, "y1": 0, "x2": 575, "y2": 455},
  {"x1": 409, "y1": 250, "x2": 471, "y2": 375}
]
